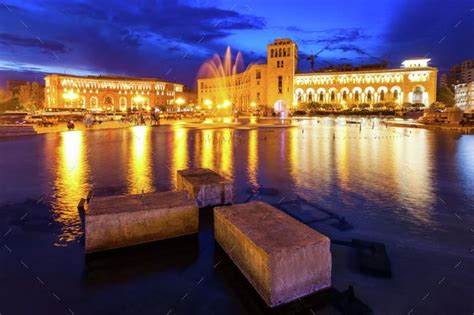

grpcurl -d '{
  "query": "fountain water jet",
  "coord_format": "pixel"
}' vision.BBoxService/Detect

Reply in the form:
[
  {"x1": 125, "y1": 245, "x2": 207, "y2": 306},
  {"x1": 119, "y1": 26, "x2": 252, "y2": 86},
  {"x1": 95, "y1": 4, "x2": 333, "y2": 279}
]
[{"x1": 197, "y1": 47, "x2": 246, "y2": 118}]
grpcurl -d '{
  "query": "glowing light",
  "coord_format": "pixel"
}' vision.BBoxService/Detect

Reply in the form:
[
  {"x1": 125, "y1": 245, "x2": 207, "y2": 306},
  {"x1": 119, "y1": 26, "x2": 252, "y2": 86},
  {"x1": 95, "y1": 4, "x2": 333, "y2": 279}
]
[
  {"x1": 204, "y1": 99, "x2": 213, "y2": 108},
  {"x1": 132, "y1": 95, "x2": 145, "y2": 104},
  {"x1": 128, "y1": 126, "x2": 153, "y2": 194},
  {"x1": 63, "y1": 90, "x2": 78, "y2": 100},
  {"x1": 176, "y1": 97, "x2": 185, "y2": 106},
  {"x1": 250, "y1": 102, "x2": 257, "y2": 108},
  {"x1": 53, "y1": 131, "x2": 90, "y2": 244},
  {"x1": 223, "y1": 100, "x2": 231, "y2": 108}
]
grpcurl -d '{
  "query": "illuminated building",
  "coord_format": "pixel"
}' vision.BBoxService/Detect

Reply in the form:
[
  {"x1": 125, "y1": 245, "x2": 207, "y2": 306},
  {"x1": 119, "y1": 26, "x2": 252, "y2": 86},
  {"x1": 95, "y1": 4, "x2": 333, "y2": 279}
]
[
  {"x1": 44, "y1": 74, "x2": 184, "y2": 111},
  {"x1": 441, "y1": 59, "x2": 474, "y2": 88},
  {"x1": 198, "y1": 38, "x2": 438, "y2": 111},
  {"x1": 454, "y1": 82, "x2": 474, "y2": 110}
]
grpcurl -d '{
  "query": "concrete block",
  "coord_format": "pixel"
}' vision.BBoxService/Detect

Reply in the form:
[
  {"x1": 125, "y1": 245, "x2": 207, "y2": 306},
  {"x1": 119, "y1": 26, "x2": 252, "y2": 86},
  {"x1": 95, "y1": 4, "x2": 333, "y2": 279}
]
[
  {"x1": 177, "y1": 168, "x2": 233, "y2": 207},
  {"x1": 85, "y1": 191, "x2": 198, "y2": 253},
  {"x1": 214, "y1": 201, "x2": 331, "y2": 307}
]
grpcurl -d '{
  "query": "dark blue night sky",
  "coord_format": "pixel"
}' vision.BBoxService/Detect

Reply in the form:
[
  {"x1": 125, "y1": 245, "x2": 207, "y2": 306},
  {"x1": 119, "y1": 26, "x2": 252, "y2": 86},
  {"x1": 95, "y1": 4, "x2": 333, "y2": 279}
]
[{"x1": 0, "y1": 0, "x2": 473, "y2": 88}]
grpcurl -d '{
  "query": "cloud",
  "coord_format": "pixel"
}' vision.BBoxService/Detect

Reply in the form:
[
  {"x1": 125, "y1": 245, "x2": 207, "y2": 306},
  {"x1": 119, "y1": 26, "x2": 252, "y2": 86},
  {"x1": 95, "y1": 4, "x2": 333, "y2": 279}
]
[
  {"x1": 299, "y1": 28, "x2": 370, "y2": 45},
  {"x1": 0, "y1": 33, "x2": 68, "y2": 53}
]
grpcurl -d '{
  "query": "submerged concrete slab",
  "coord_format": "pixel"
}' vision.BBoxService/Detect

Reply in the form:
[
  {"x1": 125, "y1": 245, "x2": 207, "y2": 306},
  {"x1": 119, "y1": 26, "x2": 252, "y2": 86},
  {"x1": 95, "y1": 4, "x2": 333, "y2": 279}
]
[
  {"x1": 177, "y1": 168, "x2": 233, "y2": 207},
  {"x1": 214, "y1": 201, "x2": 332, "y2": 307},
  {"x1": 85, "y1": 191, "x2": 198, "y2": 253}
]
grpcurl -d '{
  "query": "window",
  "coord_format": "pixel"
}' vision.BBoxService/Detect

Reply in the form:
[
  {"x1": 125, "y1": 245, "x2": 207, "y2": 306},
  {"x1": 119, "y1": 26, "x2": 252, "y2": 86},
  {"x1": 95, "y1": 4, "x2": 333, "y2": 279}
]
[
  {"x1": 331, "y1": 91, "x2": 335, "y2": 102},
  {"x1": 367, "y1": 91, "x2": 372, "y2": 102},
  {"x1": 380, "y1": 90, "x2": 385, "y2": 101},
  {"x1": 343, "y1": 91, "x2": 347, "y2": 100},
  {"x1": 287, "y1": 48, "x2": 290, "y2": 56},
  {"x1": 355, "y1": 91, "x2": 360, "y2": 102},
  {"x1": 281, "y1": 60, "x2": 284, "y2": 67},
  {"x1": 278, "y1": 76, "x2": 282, "y2": 94},
  {"x1": 393, "y1": 90, "x2": 399, "y2": 100},
  {"x1": 279, "y1": 48, "x2": 282, "y2": 57},
  {"x1": 319, "y1": 92, "x2": 324, "y2": 102},
  {"x1": 256, "y1": 70, "x2": 261, "y2": 80},
  {"x1": 257, "y1": 92, "x2": 261, "y2": 101},
  {"x1": 308, "y1": 93, "x2": 313, "y2": 102}
]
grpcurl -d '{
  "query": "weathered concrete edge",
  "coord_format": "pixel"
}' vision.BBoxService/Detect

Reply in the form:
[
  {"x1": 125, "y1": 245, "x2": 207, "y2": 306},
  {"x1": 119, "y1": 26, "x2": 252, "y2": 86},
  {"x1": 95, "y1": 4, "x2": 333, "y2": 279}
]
[
  {"x1": 85, "y1": 207, "x2": 199, "y2": 254},
  {"x1": 214, "y1": 207, "x2": 272, "y2": 304}
]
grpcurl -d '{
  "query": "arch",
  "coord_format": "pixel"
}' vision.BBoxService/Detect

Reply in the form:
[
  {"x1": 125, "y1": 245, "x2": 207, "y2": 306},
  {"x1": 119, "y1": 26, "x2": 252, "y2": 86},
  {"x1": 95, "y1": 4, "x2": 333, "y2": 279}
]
[
  {"x1": 412, "y1": 85, "x2": 424, "y2": 103},
  {"x1": 328, "y1": 88, "x2": 337, "y2": 103},
  {"x1": 377, "y1": 87, "x2": 388, "y2": 102},
  {"x1": 364, "y1": 86, "x2": 375, "y2": 94},
  {"x1": 295, "y1": 88, "x2": 304, "y2": 102},
  {"x1": 306, "y1": 88, "x2": 315, "y2": 102},
  {"x1": 390, "y1": 86, "x2": 401, "y2": 93},
  {"x1": 340, "y1": 88, "x2": 350, "y2": 101}
]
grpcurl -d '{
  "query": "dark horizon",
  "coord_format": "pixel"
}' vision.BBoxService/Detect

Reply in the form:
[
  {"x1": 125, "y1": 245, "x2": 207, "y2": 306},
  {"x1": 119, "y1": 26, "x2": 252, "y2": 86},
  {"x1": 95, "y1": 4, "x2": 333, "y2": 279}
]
[{"x1": 0, "y1": 0, "x2": 473, "y2": 89}]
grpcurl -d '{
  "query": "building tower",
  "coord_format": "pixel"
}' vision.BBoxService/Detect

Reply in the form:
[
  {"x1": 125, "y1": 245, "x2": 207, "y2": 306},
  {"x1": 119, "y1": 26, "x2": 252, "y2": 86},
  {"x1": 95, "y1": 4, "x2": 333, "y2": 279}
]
[{"x1": 266, "y1": 39, "x2": 298, "y2": 112}]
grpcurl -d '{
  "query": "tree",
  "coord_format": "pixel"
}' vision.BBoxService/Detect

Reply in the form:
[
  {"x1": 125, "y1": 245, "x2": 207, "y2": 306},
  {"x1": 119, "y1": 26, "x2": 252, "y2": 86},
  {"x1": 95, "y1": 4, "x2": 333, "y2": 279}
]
[
  {"x1": 436, "y1": 85, "x2": 455, "y2": 107},
  {"x1": 17, "y1": 82, "x2": 44, "y2": 111},
  {"x1": 0, "y1": 88, "x2": 18, "y2": 112}
]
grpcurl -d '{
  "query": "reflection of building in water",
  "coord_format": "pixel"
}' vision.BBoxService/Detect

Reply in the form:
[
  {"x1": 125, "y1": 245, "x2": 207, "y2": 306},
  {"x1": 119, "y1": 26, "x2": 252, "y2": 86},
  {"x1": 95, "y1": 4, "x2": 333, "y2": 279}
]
[
  {"x1": 44, "y1": 74, "x2": 184, "y2": 110},
  {"x1": 219, "y1": 130, "x2": 233, "y2": 177},
  {"x1": 198, "y1": 38, "x2": 437, "y2": 111},
  {"x1": 128, "y1": 126, "x2": 154, "y2": 194},
  {"x1": 200, "y1": 129, "x2": 215, "y2": 170},
  {"x1": 248, "y1": 130, "x2": 259, "y2": 188},
  {"x1": 170, "y1": 126, "x2": 189, "y2": 188},
  {"x1": 53, "y1": 131, "x2": 90, "y2": 243}
]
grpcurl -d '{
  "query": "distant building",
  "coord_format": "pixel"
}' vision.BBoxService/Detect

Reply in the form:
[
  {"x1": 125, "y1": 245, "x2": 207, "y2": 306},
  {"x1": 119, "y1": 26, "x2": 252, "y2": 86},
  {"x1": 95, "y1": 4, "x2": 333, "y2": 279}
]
[
  {"x1": 454, "y1": 82, "x2": 474, "y2": 110},
  {"x1": 442, "y1": 59, "x2": 474, "y2": 89},
  {"x1": 198, "y1": 38, "x2": 438, "y2": 112},
  {"x1": 44, "y1": 74, "x2": 184, "y2": 111}
]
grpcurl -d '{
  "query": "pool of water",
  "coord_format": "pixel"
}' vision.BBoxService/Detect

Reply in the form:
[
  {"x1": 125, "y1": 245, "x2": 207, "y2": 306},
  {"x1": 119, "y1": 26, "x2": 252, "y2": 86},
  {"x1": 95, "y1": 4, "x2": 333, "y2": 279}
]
[{"x1": 0, "y1": 118, "x2": 473, "y2": 314}]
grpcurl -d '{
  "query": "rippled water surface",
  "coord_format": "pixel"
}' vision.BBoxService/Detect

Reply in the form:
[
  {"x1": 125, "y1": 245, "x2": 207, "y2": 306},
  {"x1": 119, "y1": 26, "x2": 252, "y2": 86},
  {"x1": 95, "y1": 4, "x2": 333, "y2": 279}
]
[{"x1": 0, "y1": 118, "x2": 473, "y2": 314}]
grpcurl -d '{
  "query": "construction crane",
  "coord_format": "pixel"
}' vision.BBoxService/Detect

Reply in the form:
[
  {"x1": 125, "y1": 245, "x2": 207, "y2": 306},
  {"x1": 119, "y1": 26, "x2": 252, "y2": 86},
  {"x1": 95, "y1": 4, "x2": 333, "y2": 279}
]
[
  {"x1": 306, "y1": 44, "x2": 331, "y2": 72},
  {"x1": 356, "y1": 49, "x2": 389, "y2": 69}
]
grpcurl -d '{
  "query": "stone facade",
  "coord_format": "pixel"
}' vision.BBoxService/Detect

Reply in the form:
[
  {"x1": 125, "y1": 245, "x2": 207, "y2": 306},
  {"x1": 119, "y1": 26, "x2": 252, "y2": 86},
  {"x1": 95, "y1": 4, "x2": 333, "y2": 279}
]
[
  {"x1": 198, "y1": 38, "x2": 438, "y2": 112},
  {"x1": 44, "y1": 74, "x2": 184, "y2": 111}
]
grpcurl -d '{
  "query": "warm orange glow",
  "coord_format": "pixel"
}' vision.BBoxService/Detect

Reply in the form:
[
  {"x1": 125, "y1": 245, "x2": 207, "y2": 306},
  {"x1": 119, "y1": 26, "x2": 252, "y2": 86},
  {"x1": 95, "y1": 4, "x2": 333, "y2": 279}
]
[
  {"x1": 53, "y1": 130, "x2": 90, "y2": 244},
  {"x1": 128, "y1": 126, "x2": 153, "y2": 194},
  {"x1": 176, "y1": 97, "x2": 185, "y2": 106}
]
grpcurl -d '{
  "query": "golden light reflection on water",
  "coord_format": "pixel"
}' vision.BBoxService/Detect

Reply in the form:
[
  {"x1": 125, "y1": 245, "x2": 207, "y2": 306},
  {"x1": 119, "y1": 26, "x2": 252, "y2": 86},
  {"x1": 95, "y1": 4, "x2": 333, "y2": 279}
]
[
  {"x1": 200, "y1": 129, "x2": 215, "y2": 169},
  {"x1": 171, "y1": 126, "x2": 189, "y2": 188},
  {"x1": 53, "y1": 130, "x2": 90, "y2": 244},
  {"x1": 248, "y1": 130, "x2": 258, "y2": 188},
  {"x1": 128, "y1": 126, "x2": 153, "y2": 194},
  {"x1": 391, "y1": 130, "x2": 434, "y2": 223},
  {"x1": 219, "y1": 129, "x2": 233, "y2": 177}
]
